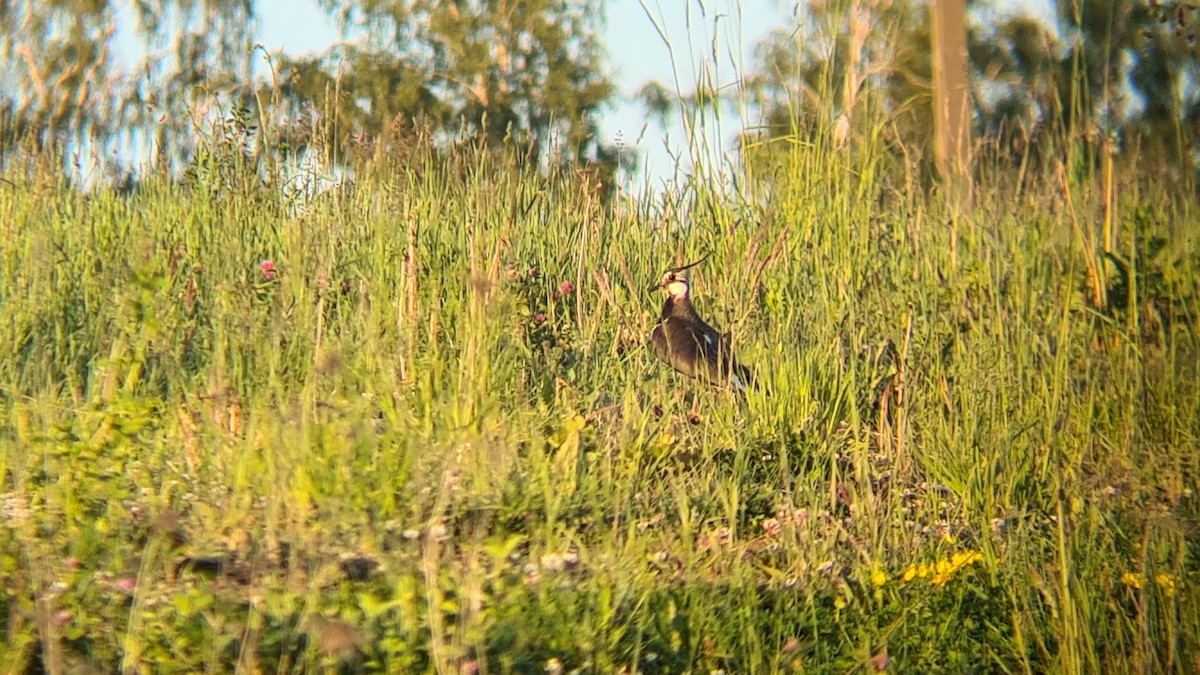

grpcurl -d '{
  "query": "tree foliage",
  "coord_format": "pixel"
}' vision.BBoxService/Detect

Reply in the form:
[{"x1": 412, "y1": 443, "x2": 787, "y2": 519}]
[
  {"x1": 1, "y1": 0, "x2": 121, "y2": 151},
  {"x1": 732, "y1": 0, "x2": 928, "y2": 170},
  {"x1": 1, "y1": 0, "x2": 619, "y2": 188},
  {"x1": 734, "y1": 0, "x2": 1200, "y2": 186},
  {"x1": 0, "y1": 0, "x2": 257, "y2": 174},
  {"x1": 268, "y1": 0, "x2": 617, "y2": 172},
  {"x1": 5, "y1": 0, "x2": 1199, "y2": 189}
]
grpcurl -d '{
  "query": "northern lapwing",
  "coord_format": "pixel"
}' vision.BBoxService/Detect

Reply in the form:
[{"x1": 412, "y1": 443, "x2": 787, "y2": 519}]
[{"x1": 649, "y1": 256, "x2": 754, "y2": 393}]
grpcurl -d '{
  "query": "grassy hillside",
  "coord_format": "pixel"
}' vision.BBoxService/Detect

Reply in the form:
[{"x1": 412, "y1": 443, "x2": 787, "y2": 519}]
[{"x1": 1, "y1": 133, "x2": 1198, "y2": 672}]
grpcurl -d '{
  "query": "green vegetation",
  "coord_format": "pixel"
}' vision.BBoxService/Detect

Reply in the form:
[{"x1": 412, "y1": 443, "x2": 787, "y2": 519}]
[
  {"x1": 2, "y1": 115, "x2": 1198, "y2": 672},
  {"x1": 3, "y1": 0, "x2": 1200, "y2": 671}
]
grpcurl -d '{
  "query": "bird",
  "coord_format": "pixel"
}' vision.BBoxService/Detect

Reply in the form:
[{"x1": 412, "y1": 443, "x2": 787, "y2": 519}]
[{"x1": 649, "y1": 255, "x2": 754, "y2": 393}]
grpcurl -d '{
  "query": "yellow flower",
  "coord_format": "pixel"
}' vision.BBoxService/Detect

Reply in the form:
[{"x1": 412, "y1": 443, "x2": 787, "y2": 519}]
[
  {"x1": 834, "y1": 595, "x2": 848, "y2": 610},
  {"x1": 1119, "y1": 572, "x2": 1144, "y2": 590},
  {"x1": 870, "y1": 569, "x2": 887, "y2": 588},
  {"x1": 906, "y1": 550, "x2": 982, "y2": 587},
  {"x1": 951, "y1": 551, "x2": 982, "y2": 567},
  {"x1": 1155, "y1": 573, "x2": 1176, "y2": 597}
]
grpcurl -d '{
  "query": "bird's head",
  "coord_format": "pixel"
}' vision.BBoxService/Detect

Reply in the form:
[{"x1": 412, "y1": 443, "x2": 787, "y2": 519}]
[{"x1": 650, "y1": 255, "x2": 708, "y2": 300}]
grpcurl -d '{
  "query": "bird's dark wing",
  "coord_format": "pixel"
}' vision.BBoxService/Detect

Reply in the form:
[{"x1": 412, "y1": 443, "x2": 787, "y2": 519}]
[
  {"x1": 652, "y1": 319, "x2": 753, "y2": 391},
  {"x1": 693, "y1": 322, "x2": 753, "y2": 392}
]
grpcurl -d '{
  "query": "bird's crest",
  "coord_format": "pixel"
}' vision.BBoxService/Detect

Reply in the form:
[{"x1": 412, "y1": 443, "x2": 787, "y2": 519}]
[{"x1": 664, "y1": 254, "x2": 709, "y2": 276}]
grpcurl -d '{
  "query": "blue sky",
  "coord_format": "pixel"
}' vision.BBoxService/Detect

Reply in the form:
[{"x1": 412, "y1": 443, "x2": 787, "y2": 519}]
[{"x1": 252, "y1": 0, "x2": 793, "y2": 188}]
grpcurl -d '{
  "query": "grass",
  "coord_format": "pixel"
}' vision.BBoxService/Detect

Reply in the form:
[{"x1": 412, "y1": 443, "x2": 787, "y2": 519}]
[{"x1": 1, "y1": 121, "x2": 1198, "y2": 673}]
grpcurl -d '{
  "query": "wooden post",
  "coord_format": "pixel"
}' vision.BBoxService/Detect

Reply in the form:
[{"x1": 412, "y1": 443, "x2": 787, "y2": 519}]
[{"x1": 930, "y1": 0, "x2": 972, "y2": 209}]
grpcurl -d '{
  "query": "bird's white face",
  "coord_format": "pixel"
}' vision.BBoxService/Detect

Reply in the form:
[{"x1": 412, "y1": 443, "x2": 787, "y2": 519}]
[{"x1": 658, "y1": 271, "x2": 690, "y2": 299}]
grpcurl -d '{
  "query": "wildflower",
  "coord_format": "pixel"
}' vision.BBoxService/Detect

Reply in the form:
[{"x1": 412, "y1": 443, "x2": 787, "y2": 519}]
[
  {"x1": 533, "y1": 312, "x2": 546, "y2": 325},
  {"x1": 558, "y1": 281, "x2": 574, "y2": 295},
  {"x1": 1119, "y1": 572, "x2": 1144, "y2": 590},
  {"x1": 114, "y1": 576, "x2": 137, "y2": 593},
  {"x1": 932, "y1": 551, "x2": 981, "y2": 586},
  {"x1": 931, "y1": 559, "x2": 950, "y2": 584},
  {"x1": 870, "y1": 568, "x2": 887, "y2": 588},
  {"x1": 259, "y1": 259, "x2": 277, "y2": 280},
  {"x1": 951, "y1": 550, "x2": 983, "y2": 567},
  {"x1": 1155, "y1": 573, "x2": 1176, "y2": 597},
  {"x1": 902, "y1": 551, "x2": 981, "y2": 586},
  {"x1": 527, "y1": 267, "x2": 539, "y2": 279}
]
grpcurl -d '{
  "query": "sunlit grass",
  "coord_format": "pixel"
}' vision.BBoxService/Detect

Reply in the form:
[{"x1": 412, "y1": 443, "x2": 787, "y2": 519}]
[{"x1": 1, "y1": 104, "x2": 1199, "y2": 673}]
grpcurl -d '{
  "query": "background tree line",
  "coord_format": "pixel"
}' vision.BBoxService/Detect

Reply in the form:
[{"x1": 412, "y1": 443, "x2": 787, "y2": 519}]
[
  {"x1": 2, "y1": 0, "x2": 1198, "y2": 193},
  {"x1": 727, "y1": 0, "x2": 1200, "y2": 191}
]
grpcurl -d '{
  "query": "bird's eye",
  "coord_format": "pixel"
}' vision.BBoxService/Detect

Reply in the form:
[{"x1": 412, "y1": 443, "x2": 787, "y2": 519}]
[{"x1": 667, "y1": 273, "x2": 676, "y2": 282}]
